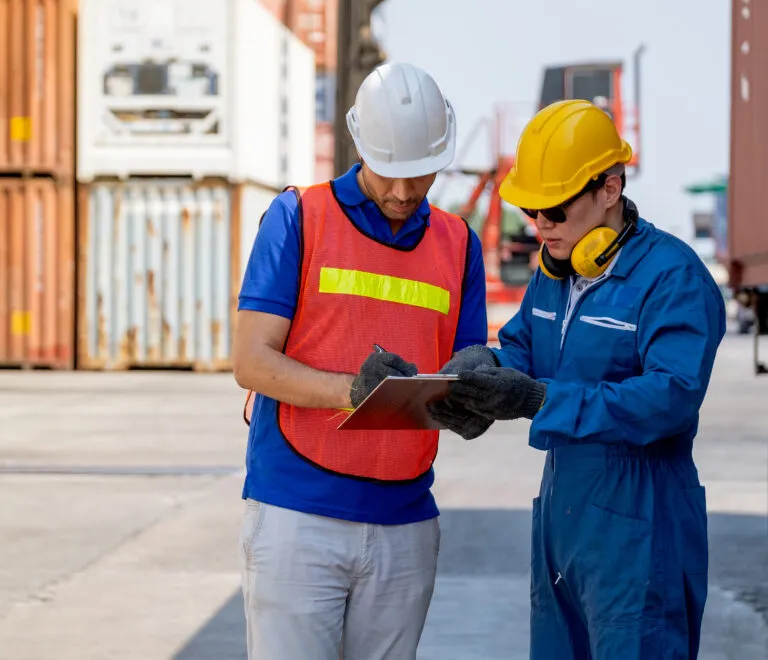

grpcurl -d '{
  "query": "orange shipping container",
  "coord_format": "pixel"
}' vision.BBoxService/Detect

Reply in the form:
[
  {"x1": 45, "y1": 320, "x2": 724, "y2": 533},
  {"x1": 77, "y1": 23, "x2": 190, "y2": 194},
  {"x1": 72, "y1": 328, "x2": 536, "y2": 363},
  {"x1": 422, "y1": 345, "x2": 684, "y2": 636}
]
[
  {"x1": 0, "y1": 0, "x2": 77, "y2": 177},
  {"x1": 0, "y1": 177, "x2": 75, "y2": 368}
]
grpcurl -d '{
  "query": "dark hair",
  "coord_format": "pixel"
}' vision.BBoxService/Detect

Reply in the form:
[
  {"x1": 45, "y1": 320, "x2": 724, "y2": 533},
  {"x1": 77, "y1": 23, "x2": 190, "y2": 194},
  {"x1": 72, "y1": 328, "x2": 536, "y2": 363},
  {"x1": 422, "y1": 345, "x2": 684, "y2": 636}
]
[{"x1": 589, "y1": 172, "x2": 626, "y2": 199}]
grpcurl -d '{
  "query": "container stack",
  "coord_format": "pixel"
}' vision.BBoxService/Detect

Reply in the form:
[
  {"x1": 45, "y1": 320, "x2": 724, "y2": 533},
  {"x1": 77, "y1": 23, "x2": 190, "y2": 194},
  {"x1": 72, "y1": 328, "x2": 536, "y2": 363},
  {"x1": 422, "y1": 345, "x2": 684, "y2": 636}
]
[
  {"x1": 260, "y1": 0, "x2": 338, "y2": 181},
  {"x1": 76, "y1": 0, "x2": 316, "y2": 371},
  {"x1": 304, "y1": 0, "x2": 337, "y2": 183},
  {"x1": 0, "y1": 0, "x2": 78, "y2": 369}
]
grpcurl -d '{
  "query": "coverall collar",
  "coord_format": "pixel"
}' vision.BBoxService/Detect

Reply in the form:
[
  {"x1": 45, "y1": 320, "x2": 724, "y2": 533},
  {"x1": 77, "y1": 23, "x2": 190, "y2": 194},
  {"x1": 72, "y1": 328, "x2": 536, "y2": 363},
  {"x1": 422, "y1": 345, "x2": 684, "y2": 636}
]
[{"x1": 610, "y1": 216, "x2": 650, "y2": 280}]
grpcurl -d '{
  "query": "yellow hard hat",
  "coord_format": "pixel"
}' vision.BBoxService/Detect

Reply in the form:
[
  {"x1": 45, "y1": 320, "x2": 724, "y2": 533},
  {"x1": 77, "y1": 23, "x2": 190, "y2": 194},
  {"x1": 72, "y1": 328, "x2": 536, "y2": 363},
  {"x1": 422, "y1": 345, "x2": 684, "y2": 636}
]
[{"x1": 499, "y1": 99, "x2": 633, "y2": 210}]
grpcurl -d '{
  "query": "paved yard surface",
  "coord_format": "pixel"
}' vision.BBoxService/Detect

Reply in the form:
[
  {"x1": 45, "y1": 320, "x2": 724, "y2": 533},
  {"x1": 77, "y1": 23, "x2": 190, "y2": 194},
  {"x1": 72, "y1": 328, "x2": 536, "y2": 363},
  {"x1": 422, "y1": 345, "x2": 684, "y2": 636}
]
[{"x1": 0, "y1": 332, "x2": 766, "y2": 659}]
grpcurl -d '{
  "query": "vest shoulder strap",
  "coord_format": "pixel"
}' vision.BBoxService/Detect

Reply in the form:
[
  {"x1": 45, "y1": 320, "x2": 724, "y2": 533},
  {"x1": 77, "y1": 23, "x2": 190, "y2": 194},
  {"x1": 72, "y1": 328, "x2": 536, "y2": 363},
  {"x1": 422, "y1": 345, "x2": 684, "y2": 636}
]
[{"x1": 429, "y1": 206, "x2": 474, "y2": 301}]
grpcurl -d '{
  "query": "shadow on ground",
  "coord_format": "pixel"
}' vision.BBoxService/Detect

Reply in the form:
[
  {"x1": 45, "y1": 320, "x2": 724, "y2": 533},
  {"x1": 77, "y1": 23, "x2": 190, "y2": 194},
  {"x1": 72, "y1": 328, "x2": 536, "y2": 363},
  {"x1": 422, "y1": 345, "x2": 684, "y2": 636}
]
[{"x1": 173, "y1": 510, "x2": 767, "y2": 660}]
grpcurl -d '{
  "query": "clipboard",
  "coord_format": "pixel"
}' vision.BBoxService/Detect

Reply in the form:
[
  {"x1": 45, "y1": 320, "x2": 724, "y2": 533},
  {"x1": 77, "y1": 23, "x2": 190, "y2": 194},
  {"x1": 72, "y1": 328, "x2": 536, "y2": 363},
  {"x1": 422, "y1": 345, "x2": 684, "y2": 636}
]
[{"x1": 337, "y1": 374, "x2": 458, "y2": 431}]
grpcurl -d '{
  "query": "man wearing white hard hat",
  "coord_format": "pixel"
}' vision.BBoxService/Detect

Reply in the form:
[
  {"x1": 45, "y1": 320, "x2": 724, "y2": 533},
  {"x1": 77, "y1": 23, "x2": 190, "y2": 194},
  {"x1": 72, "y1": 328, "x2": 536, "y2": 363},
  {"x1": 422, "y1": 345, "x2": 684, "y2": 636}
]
[{"x1": 232, "y1": 62, "x2": 489, "y2": 659}]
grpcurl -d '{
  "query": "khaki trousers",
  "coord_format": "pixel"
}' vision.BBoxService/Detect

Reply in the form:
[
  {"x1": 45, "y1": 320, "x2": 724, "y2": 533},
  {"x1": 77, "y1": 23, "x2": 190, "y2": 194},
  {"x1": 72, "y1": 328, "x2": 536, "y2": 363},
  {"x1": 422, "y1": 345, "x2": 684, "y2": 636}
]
[{"x1": 239, "y1": 500, "x2": 441, "y2": 660}]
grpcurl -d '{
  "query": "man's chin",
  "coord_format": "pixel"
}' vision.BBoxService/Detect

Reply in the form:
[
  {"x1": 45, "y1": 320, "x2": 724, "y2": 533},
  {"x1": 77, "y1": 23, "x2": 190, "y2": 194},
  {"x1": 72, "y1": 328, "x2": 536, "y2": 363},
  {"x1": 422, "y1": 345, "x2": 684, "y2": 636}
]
[{"x1": 384, "y1": 208, "x2": 413, "y2": 221}]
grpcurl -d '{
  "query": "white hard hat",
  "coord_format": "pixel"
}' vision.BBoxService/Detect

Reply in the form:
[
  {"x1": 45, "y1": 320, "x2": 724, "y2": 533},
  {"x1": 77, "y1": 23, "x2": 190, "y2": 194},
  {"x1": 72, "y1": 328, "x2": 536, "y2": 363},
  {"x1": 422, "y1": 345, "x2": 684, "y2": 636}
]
[{"x1": 346, "y1": 62, "x2": 457, "y2": 178}]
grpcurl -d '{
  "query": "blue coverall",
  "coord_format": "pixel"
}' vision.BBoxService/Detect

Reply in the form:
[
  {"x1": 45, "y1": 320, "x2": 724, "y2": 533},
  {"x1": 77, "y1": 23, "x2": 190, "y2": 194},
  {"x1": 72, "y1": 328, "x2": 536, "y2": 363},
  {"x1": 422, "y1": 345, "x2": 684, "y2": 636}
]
[{"x1": 492, "y1": 216, "x2": 726, "y2": 659}]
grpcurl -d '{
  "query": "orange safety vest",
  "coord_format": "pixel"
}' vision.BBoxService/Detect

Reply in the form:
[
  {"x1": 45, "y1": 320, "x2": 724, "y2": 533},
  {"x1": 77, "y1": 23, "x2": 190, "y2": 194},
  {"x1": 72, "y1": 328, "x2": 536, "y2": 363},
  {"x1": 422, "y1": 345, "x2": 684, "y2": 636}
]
[{"x1": 248, "y1": 182, "x2": 470, "y2": 482}]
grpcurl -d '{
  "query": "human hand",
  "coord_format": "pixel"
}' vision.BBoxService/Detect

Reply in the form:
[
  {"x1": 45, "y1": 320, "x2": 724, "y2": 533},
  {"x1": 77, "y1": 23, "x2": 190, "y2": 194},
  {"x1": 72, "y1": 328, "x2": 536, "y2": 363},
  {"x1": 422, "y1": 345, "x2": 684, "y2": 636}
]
[
  {"x1": 448, "y1": 364, "x2": 546, "y2": 421},
  {"x1": 350, "y1": 351, "x2": 418, "y2": 407},
  {"x1": 438, "y1": 344, "x2": 498, "y2": 375},
  {"x1": 427, "y1": 398, "x2": 494, "y2": 440}
]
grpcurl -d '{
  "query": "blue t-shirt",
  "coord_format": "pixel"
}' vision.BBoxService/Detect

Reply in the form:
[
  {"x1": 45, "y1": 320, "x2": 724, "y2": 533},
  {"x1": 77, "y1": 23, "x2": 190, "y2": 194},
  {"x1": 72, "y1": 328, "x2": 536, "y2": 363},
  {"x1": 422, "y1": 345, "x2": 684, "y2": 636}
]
[{"x1": 238, "y1": 164, "x2": 488, "y2": 525}]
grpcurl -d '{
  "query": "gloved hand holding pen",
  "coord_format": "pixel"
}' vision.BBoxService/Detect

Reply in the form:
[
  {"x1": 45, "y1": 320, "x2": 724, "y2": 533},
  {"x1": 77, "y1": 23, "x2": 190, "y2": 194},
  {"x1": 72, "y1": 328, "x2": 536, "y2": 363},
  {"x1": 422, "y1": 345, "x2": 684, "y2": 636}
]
[{"x1": 349, "y1": 345, "x2": 418, "y2": 407}]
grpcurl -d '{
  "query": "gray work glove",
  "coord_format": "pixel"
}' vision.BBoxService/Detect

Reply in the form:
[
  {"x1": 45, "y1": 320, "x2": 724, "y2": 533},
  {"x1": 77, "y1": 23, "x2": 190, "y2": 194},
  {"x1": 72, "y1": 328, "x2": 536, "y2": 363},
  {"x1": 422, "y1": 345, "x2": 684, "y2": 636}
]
[
  {"x1": 427, "y1": 398, "x2": 494, "y2": 440},
  {"x1": 448, "y1": 364, "x2": 547, "y2": 421},
  {"x1": 437, "y1": 344, "x2": 499, "y2": 374},
  {"x1": 350, "y1": 351, "x2": 418, "y2": 407}
]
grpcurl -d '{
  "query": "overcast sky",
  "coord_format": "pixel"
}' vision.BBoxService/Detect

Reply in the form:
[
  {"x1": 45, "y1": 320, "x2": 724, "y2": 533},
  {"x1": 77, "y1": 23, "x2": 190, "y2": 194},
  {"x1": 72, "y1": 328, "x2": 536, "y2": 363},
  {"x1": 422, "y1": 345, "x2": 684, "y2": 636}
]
[{"x1": 374, "y1": 0, "x2": 731, "y2": 240}]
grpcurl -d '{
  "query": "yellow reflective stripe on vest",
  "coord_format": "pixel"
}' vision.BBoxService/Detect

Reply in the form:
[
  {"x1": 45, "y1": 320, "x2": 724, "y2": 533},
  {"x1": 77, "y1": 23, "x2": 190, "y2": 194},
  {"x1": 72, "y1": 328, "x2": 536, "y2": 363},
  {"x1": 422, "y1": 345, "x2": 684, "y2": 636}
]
[{"x1": 319, "y1": 267, "x2": 450, "y2": 315}]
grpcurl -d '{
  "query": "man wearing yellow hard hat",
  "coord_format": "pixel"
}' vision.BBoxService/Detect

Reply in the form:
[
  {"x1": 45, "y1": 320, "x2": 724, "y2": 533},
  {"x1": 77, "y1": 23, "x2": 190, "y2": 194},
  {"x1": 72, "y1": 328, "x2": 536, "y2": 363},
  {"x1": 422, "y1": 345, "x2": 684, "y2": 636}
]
[{"x1": 429, "y1": 99, "x2": 726, "y2": 658}]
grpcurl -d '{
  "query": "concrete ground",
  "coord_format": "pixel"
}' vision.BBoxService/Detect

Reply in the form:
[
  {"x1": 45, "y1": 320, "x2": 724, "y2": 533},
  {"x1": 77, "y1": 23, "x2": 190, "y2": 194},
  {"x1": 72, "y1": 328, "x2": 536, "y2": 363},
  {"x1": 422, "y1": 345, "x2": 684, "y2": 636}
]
[{"x1": 0, "y1": 332, "x2": 766, "y2": 659}]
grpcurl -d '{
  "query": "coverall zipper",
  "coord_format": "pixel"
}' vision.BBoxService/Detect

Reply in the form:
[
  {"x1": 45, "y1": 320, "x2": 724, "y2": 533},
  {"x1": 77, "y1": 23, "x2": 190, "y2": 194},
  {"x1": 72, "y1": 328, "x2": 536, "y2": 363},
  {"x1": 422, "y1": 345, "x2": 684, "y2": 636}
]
[{"x1": 552, "y1": 273, "x2": 611, "y2": 478}]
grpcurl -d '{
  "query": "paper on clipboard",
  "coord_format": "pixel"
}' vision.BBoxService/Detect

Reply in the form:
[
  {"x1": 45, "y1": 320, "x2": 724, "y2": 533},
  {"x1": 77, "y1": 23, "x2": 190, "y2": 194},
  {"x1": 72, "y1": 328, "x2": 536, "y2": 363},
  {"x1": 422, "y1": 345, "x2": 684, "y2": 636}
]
[{"x1": 337, "y1": 374, "x2": 458, "y2": 431}]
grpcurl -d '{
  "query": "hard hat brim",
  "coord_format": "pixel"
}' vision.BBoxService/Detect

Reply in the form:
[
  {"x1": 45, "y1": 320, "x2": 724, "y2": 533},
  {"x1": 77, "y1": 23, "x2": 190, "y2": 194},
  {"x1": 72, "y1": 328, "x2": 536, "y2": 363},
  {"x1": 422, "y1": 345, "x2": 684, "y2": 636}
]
[
  {"x1": 358, "y1": 143, "x2": 456, "y2": 179},
  {"x1": 347, "y1": 101, "x2": 457, "y2": 179},
  {"x1": 499, "y1": 173, "x2": 572, "y2": 210}
]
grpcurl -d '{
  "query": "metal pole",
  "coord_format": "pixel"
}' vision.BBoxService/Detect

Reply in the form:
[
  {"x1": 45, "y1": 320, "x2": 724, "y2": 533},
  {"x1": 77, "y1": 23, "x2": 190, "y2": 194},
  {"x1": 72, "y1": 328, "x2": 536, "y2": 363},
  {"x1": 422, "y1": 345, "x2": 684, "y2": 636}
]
[
  {"x1": 333, "y1": 1, "x2": 387, "y2": 176},
  {"x1": 334, "y1": 0, "x2": 353, "y2": 177}
]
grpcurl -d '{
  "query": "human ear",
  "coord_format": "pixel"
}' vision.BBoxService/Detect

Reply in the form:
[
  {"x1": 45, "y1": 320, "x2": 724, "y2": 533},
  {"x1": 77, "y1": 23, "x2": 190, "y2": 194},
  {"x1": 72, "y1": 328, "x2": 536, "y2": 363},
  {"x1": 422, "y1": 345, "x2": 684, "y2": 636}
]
[{"x1": 602, "y1": 174, "x2": 623, "y2": 208}]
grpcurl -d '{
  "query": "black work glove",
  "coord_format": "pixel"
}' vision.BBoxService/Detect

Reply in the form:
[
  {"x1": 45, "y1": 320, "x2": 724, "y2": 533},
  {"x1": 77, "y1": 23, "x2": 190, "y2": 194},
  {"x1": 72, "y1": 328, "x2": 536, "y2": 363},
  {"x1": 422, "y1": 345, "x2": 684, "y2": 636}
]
[
  {"x1": 350, "y1": 351, "x2": 418, "y2": 407},
  {"x1": 449, "y1": 364, "x2": 547, "y2": 421},
  {"x1": 427, "y1": 398, "x2": 494, "y2": 440},
  {"x1": 437, "y1": 344, "x2": 499, "y2": 374},
  {"x1": 427, "y1": 345, "x2": 499, "y2": 439}
]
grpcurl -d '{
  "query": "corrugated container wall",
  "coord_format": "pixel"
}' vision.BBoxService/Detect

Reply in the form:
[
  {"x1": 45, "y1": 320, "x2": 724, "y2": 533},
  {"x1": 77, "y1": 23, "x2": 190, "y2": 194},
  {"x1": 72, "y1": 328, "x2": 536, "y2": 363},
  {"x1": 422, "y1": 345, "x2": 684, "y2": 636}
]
[
  {"x1": 77, "y1": 0, "x2": 316, "y2": 188},
  {"x1": 0, "y1": 0, "x2": 77, "y2": 177},
  {"x1": 77, "y1": 178, "x2": 275, "y2": 371},
  {"x1": 0, "y1": 178, "x2": 75, "y2": 367},
  {"x1": 729, "y1": 0, "x2": 768, "y2": 287}
]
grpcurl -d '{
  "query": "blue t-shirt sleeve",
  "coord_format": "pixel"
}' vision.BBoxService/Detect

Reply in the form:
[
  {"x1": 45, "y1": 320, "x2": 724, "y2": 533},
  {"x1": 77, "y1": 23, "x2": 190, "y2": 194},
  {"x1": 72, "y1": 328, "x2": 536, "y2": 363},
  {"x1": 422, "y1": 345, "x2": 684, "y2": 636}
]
[
  {"x1": 238, "y1": 191, "x2": 301, "y2": 319},
  {"x1": 453, "y1": 227, "x2": 488, "y2": 351}
]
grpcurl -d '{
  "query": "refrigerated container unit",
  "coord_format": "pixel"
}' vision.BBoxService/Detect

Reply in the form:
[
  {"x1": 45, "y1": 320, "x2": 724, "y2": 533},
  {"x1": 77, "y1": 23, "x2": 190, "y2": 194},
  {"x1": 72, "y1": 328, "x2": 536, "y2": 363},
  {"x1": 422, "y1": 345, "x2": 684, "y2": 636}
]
[
  {"x1": 76, "y1": 0, "x2": 316, "y2": 188},
  {"x1": 77, "y1": 177, "x2": 276, "y2": 371}
]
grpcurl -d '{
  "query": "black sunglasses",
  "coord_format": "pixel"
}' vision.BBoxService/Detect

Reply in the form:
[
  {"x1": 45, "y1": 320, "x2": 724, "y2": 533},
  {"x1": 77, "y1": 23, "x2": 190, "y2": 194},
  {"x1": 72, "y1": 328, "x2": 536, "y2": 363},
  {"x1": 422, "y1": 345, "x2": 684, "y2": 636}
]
[{"x1": 520, "y1": 174, "x2": 607, "y2": 223}]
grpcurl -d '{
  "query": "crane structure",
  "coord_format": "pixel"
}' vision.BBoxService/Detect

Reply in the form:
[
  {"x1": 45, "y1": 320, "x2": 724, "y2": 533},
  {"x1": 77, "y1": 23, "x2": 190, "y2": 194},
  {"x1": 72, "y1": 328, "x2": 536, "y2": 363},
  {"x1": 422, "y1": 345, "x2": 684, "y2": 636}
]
[{"x1": 451, "y1": 49, "x2": 645, "y2": 341}]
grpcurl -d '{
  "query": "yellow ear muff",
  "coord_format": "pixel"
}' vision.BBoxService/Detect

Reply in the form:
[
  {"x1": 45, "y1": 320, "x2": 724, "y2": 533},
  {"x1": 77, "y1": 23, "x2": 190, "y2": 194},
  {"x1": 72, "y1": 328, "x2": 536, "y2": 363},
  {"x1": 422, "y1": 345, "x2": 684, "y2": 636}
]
[{"x1": 570, "y1": 226, "x2": 618, "y2": 279}]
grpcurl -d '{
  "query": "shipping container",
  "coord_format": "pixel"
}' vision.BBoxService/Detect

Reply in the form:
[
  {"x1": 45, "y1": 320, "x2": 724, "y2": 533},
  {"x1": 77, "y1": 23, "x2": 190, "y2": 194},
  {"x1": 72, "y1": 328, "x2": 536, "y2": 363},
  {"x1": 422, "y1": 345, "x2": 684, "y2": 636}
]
[
  {"x1": 77, "y1": 0, "x2": 316, "y2": 188},
  {"x1": 315, "y1": 70, "x2": 336, "y2": 124},
  {"x1": 77, "y1": 178, "x2": 276, "y2": 371},
  {"x1": 314, "y1": 121, "x2": 335, "y2": 183},
  {"x1": 258, "y1": 0, "x2": 284, "y2": 21},
  {"x1": 0, "y1": 177, "x2": 75, "y2": 368},
  {"x1": 0, "y1": 0, "x2": 77, "y2": 177},
  {"x1": 729, "y1": 0, "x2": 768, "y2": 289},
  {"x1": 729, "y1": 0, "x2": 768, "y2": 368},
  {"x1": 258, "y1": 0, "x2": 338, "y2": 70},
  {"x1": 285, "y1": 31, "x2": 317, "y2": 186}
]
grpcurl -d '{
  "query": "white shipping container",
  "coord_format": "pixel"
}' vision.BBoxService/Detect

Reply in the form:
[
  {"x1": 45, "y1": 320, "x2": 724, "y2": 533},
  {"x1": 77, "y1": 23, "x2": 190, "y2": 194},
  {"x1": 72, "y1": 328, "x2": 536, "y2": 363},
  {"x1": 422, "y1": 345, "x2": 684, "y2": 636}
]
[
  {"x1": 285, "y1": 32, "x2": 317, "y2": 187},
  {"x1": 77, "y1": 178, "x2": 276, "y2": 371},
  {"x1": 77, "y1": 0, "x2": 316, "y2": 187}
]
